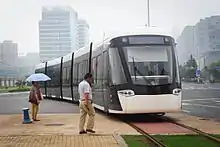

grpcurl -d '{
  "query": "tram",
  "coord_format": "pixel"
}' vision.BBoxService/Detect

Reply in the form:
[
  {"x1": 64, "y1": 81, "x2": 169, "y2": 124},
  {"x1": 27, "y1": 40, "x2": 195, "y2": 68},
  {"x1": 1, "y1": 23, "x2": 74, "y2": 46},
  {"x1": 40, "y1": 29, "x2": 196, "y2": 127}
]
[{"x1": 35, "y1": 28, "x2": 182, "y2": 114}]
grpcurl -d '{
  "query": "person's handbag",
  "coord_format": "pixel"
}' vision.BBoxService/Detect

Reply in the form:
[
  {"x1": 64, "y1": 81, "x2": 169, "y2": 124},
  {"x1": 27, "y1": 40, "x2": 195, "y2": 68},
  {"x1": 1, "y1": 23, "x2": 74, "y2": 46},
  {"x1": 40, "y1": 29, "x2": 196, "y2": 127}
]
[{"x1": 28, "y1": 91, "x2": 38, "y2": 105}]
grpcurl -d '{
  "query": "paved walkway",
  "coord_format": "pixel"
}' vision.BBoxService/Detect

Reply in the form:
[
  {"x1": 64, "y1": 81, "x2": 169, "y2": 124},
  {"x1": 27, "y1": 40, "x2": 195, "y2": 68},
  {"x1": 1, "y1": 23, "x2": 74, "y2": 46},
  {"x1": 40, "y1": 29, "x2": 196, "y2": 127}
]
[
  {"x1": 167, "y1": 112, "x2": 220, "y2": 134},
  {"x1": 0, "y1": 135, "x2": 121, "y2": 147},
  {"x1": 0, "y1": 113, "x2": 137, "y2": 147}
]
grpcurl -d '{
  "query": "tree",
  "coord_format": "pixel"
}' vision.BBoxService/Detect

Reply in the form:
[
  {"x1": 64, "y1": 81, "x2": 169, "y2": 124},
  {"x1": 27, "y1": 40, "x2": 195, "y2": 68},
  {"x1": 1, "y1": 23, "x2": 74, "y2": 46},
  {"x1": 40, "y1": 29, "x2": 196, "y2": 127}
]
[
  {"x1": 182, "y1": 54, "x2": 198, "y2": 79},
  {"x1": 209, "y1": 60, "x2": 220, "y2": 80}
]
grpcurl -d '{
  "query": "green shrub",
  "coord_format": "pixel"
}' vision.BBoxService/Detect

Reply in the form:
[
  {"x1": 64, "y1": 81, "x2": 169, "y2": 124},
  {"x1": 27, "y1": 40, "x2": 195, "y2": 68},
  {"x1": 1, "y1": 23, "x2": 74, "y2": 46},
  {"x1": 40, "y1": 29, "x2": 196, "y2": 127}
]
[{"x1": 8, "y1": 87, "x2": 31, "y2": 92}]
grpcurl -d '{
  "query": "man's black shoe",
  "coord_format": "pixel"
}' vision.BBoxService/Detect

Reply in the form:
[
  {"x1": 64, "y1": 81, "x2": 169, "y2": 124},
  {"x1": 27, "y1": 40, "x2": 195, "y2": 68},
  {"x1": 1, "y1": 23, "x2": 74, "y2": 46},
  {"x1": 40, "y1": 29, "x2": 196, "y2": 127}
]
[
  {"x1": 86, "y1": 129, "x2": 95, "y2": 133},
  {"x1": 79, "y1": 130, "x2": 87, "y2": 134}
]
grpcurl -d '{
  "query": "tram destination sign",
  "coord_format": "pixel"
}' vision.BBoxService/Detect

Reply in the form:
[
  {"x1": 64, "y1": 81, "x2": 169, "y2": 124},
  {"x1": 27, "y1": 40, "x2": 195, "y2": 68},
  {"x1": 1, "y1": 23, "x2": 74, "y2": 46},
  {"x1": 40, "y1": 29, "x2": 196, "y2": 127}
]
[{"x1": 111, "y1": 35, "x2": 174, "y2": 47}]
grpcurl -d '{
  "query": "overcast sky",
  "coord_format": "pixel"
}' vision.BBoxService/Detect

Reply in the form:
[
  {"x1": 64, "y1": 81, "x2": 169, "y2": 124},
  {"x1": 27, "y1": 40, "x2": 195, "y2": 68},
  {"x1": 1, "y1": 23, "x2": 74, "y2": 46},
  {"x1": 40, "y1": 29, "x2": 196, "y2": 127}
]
[{"x1": 0, "y1": 0, "x2": 220, "y2": 54}]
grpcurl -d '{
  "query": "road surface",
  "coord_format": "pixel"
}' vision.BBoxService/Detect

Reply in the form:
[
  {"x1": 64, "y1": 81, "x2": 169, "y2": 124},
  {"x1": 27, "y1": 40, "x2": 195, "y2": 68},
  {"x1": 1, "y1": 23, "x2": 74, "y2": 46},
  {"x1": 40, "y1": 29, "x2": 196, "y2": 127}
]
[
  {"x1": 182, "y1": 82, "x2": 220, "y2": 120},
  {"x1": 0, "y1": 93, "x2": 79, "y2": 114},
  {"x1": 0, "y1": 83, "x2": 220, "y2": 120}
]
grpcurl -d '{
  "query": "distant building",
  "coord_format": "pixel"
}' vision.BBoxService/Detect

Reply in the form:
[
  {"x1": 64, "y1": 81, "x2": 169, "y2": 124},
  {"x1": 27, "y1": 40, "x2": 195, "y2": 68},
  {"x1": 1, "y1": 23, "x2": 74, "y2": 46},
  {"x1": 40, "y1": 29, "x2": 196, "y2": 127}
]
[
  {"x1": 77, "y1": 19, "x2": 89, "y2": 49},
  {"x1": 194, "y1": 16, "x2": 220, "y2": 69},
  {"x1": 39, "y1": 6, "x2": 78, "y2": 62},
  {"x1": 0, "y1": 40, "x2": 18, "y2": 66},
  {"x1": 17, "y1": 52, "x2": 40, "y2": 76},
  {"x1": 178, "y1": 16, "x2": 220, "y2": 69},
  {"x1": 177, "y1": 26, "x2": 196, "y2": 65},
  {"x1": 0, "y1": 40, "x2": 19, "y2": 78}
]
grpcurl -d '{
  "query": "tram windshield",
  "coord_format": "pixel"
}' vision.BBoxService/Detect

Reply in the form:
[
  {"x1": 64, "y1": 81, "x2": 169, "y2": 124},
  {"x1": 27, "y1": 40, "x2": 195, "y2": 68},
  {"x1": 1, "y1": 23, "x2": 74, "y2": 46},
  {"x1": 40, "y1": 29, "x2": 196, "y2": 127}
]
[{"x1": 123, "y1": 45, "x2": 174, "y2": 85}]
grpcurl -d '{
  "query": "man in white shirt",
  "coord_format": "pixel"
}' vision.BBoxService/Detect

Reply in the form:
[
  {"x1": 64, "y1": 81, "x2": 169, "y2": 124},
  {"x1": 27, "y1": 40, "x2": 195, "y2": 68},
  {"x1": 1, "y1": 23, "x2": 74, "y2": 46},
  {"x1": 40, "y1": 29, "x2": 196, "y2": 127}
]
[{"x1": 78, "y1": 73, "x2": 95, "y2": 134}]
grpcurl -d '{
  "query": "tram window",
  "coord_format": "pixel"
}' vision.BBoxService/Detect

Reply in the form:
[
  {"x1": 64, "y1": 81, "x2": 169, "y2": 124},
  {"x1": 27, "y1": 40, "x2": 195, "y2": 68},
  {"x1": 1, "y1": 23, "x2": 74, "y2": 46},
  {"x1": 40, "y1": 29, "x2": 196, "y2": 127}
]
[
  {"x1": 97, "y1": 55, "x2": 103, "y2": 85},
  {"x1": 62, "y1": 67, "x2": 66, "y2": 84},
  {"x1": 66, "y1": 67, "x2": 70, "y2": 84},
  {"x1": 82, "y1": 60, "x2": 87, "y2": 76},
  {"x1": 53, "y1": 65, "x2": 60, "y2": 86},
  {"x1": 78, "y1": 62, "x2": 83, "y2": 81},
  {"x1": 73, "y1": 63, "x2": 78, "y2": 83},
  {"x1": 103, "y1": 52, "x2": 108, "y2": 84},
  {"x1": 92, "y1": 58, "x2": 97, "y2": 83},
  {"x1": 84, "y1": 60, "x2": 88, "y2": 74}
]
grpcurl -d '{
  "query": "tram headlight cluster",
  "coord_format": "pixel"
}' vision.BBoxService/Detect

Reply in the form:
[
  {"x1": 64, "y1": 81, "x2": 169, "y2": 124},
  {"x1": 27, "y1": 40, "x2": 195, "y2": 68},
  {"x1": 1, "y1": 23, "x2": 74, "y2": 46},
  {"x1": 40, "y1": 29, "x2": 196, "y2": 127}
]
[
  {"x1": 118, "y1": 90, "x2": 135, "y2": 97},
  {"x1": 121, "y1": 37, "x2": 129, "y2": 44},
  {"x1": 164, "y1": 37, "x2": 170, "y2": 44}
]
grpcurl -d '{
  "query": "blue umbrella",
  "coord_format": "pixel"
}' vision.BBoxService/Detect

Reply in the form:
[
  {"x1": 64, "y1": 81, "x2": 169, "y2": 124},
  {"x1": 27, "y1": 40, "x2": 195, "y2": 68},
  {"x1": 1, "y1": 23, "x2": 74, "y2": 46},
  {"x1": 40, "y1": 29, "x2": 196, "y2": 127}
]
[{"x1": 26, "y1": 73, "x2": 51, "y2": 82}]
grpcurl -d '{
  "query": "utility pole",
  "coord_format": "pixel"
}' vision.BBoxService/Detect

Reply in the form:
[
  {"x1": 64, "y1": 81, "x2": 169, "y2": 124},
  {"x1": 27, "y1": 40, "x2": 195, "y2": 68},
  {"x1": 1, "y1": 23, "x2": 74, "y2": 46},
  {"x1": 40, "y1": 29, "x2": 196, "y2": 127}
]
[{"x1": 147, "y1": 0, "x2": 150, "y2": 27}]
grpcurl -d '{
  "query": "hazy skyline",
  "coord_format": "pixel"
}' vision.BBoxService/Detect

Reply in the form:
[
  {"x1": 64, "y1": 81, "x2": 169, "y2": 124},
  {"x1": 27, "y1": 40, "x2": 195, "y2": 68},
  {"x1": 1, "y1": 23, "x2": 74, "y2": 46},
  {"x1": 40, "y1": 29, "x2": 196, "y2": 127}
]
[{"x1": 1, "y1": 0, "x2": 220, "y2": 54}]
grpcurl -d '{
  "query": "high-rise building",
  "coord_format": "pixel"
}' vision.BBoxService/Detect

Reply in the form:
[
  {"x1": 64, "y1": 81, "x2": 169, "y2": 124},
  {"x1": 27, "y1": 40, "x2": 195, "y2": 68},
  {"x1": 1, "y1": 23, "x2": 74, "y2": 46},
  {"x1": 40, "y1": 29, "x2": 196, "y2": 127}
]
[
  {"x1": 0, "y1": 40, "x2": 18, "y2": 66},
  {"x1": 39, "y1": 6, "x2": 78, "y2": 62},
  {"x1": 177, "y1": 16, "x2": 220, "y2": 69},
  {"x1": 77, "y1": 19, "x2": 89, "y2": 49},
  {"x1": 0, "y1": 40, "x2": 18, "y2": 77},
  {"x1": 177, "y1": 26, "x2": 196, "y2": 65},
  {"x1": 194, "y1": 16, "x2": 220, "y2": 68}
]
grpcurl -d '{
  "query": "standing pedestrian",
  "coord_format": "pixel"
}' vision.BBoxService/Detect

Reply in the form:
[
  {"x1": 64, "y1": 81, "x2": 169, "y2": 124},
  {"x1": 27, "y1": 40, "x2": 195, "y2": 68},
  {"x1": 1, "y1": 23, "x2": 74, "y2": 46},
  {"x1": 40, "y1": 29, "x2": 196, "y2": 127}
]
[
  {"x1": 28, "y1": 81, "x2": 42, "y2": 121},
  {"x1": 78, "y1": 73, "x2": 95, "y2": 134}
]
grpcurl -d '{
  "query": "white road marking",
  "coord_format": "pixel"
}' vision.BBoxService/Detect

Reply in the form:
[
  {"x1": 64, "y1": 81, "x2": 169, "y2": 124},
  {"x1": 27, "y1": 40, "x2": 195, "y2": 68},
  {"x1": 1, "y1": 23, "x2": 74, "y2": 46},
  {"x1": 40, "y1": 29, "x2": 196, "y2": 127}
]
[
  {"x1": 183, "y1": 87, "x2": 220, "y2": 90},
  {"x1": 182, "y1": 103, "x2": 220, "y2": 109},
  {"x1": 182, "y1": 110, "x2": 190, "y2": 113},
  {"x1": 182, "y1": 98, "x2": 220, "y2": 102}
]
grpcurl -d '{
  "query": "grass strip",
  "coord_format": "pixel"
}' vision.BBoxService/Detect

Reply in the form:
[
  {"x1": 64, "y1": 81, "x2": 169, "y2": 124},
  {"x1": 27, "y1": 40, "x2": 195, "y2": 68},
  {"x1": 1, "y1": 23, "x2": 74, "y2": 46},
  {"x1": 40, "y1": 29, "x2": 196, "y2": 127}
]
[
  {"x1": 0, "y1": 86, "x2": 31, "y2": 93},
  {"x1": 122, "y1": 135, "x2": 220, "y2": 147}
]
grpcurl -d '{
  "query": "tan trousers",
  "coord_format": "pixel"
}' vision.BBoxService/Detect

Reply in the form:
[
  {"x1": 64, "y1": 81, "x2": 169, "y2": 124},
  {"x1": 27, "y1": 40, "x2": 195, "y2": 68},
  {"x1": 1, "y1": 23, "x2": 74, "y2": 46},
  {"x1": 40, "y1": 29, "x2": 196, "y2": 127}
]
[
  {"x1": 79, "y1": 101, "x2": 95, "y2": 131},
  {"x1": 31, "y1": 104, "x2": 39, "y2": 120}
]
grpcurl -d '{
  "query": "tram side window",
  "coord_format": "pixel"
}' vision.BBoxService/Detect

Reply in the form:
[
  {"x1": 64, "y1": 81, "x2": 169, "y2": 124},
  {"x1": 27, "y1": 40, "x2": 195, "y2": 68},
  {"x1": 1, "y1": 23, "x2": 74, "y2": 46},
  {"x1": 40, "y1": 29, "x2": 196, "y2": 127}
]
[
  {"x1": 73, "y1": 63, "x2": 78, "y2": 84},
  {"x1": 66, "y1": 67, "x2": 71, "y2": 84},
  {"x1": 53, "y1": 65, "x2": 60, "y2": 87},
  {"x1": 78, "y1": 62, "x2": 83, "y2": 82},
  {"x1": 92, "y1": 58, "x2": 97, "y2": 84},
  {"x1": 47, "y1": 67, "x2": 53, "y2": 87},
  {"x1": 84, "y1": 60, "x2": 88, "y2": 74},
  {"x1": 103, "y1": 51, "x2": 108, "y2": 85},
  {"x1": 62, "y1": 67, "x2": 66, "y2": 84},
  {"x1": 97, "y1": 55, "x2": 104, "y2": 86}
]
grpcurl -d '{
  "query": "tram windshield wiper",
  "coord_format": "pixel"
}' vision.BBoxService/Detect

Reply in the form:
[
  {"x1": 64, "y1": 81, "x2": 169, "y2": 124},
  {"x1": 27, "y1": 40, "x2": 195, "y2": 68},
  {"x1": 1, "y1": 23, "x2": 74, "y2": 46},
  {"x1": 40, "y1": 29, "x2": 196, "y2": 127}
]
[
  {"x1": 132, "y1": 57, "x2": 137, "y2": 81},
  {"x1": 131, "y1": 56, "x2": 152, "y2": 85}
]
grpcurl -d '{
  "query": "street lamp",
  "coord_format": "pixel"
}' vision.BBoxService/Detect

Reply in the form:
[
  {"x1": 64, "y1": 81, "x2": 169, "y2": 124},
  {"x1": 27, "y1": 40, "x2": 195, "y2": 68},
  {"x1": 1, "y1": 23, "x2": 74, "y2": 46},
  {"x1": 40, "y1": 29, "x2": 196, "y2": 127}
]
[
  {"x1": 145, "y1": 0, "x2": 150, "y2": 27},
  {"x1": 147, "y1": 0, "x2": 150, "y2": 27}
]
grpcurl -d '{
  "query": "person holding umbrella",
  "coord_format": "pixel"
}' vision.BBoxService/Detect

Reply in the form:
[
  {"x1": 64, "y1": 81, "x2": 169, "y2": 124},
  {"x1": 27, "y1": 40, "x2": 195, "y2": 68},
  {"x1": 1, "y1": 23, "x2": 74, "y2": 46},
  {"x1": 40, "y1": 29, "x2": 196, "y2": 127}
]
[
  {"x1": 28, "y1": 81, "x2": 42, "y2": 121},
  {"x1": 26, "y1": 73, "x2": 51, "y2": 121}
]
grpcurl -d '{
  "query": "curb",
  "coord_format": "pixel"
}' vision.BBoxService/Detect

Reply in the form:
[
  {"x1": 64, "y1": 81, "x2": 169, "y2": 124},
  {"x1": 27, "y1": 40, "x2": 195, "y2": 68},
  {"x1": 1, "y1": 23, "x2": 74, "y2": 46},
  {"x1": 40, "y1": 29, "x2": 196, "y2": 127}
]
[
  {"x1": 0, "y1": 91, "x2": 29, "y2": 96},
  {"x1": 113, "y1": 134, "x2": 128, "y2": 147}
]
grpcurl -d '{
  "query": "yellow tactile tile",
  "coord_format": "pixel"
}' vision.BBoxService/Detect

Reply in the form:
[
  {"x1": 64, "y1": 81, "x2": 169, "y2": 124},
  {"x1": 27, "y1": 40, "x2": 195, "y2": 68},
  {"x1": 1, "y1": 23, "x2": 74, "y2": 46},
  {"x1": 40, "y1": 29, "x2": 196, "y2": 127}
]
[{"x1": 0, "y1": 135, "x2": 120, "y2": 147}]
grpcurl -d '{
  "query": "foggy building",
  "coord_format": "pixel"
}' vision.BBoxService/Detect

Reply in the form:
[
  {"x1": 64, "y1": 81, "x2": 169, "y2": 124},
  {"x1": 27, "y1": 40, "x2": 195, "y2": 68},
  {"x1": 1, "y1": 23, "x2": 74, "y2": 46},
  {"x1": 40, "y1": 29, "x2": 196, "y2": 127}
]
[
  {"x1": 39, "y1": 6, "x2": 78, "y2": 62},
  {"x1": 177, "y1": 26, "x2": 196, "y2": 65},
  {"x1": 77, "y1": 19, "x2": 89, "y2": 49},
  {"x1": 195, "y1": 16, "x2": 220, "y2": 69},
  {"x1": 0, "y1": 40, "x2": 18, "y2": 66},
  {"x1": 17, "y1": 52, "x2": 40, "y2": 76}
]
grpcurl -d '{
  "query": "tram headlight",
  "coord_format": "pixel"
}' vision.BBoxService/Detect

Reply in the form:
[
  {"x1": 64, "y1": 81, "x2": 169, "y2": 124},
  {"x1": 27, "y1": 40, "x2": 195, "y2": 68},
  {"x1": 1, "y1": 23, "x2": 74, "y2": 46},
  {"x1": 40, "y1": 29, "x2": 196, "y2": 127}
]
[
  {"x1": 172, "y1": 88, "x2": 181, "y2": 96},
  {"x1": 118, "y1": 90, "x2": 135, "y2": 97},
  {"x1": 121, "y1": 37, "x2": 129, "y2": 44},
  {"x1": 164, "y1": 37, "x2": 170, "y2": 44}
]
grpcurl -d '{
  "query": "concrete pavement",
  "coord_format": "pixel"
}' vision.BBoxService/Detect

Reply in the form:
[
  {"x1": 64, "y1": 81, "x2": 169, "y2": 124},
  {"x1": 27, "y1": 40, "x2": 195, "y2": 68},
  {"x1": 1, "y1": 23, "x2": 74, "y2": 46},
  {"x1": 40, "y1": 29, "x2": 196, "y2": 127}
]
[{"x1": 0, "y1": 113, "x2": 138, "y2": 147}]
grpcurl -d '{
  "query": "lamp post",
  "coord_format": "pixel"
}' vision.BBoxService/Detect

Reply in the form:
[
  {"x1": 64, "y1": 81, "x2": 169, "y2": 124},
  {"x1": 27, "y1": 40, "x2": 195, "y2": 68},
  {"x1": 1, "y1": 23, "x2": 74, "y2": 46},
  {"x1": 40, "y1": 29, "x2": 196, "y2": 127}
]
[
  {"x1": 147, "y1": 0, "x2": 150, "y2": 27},
  {"x1": 145, "y1": 0, "x2": 150, "y2": 27}
]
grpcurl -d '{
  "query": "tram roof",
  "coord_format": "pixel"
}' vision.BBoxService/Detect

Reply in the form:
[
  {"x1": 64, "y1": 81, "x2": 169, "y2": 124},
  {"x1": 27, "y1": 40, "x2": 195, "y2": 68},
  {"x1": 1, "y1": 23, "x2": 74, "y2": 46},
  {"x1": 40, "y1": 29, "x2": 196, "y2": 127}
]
[{"x1": 105, "y1": 27, "x2": 174, "y2": 40}]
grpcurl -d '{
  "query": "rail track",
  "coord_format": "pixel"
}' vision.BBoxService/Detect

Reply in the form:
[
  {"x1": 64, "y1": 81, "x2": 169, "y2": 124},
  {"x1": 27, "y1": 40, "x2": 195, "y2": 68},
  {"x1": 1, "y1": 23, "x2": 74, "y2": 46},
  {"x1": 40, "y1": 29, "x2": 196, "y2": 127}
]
[
  {"x1": 124, "y1": 120, "x2": 167, "y2": 147},
  {"x1": 163, "y1": 116, "x2": 220, "y2": 144},
  {"x1": 120, "y1": 115, "x2": 220, "y2": 147}
]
